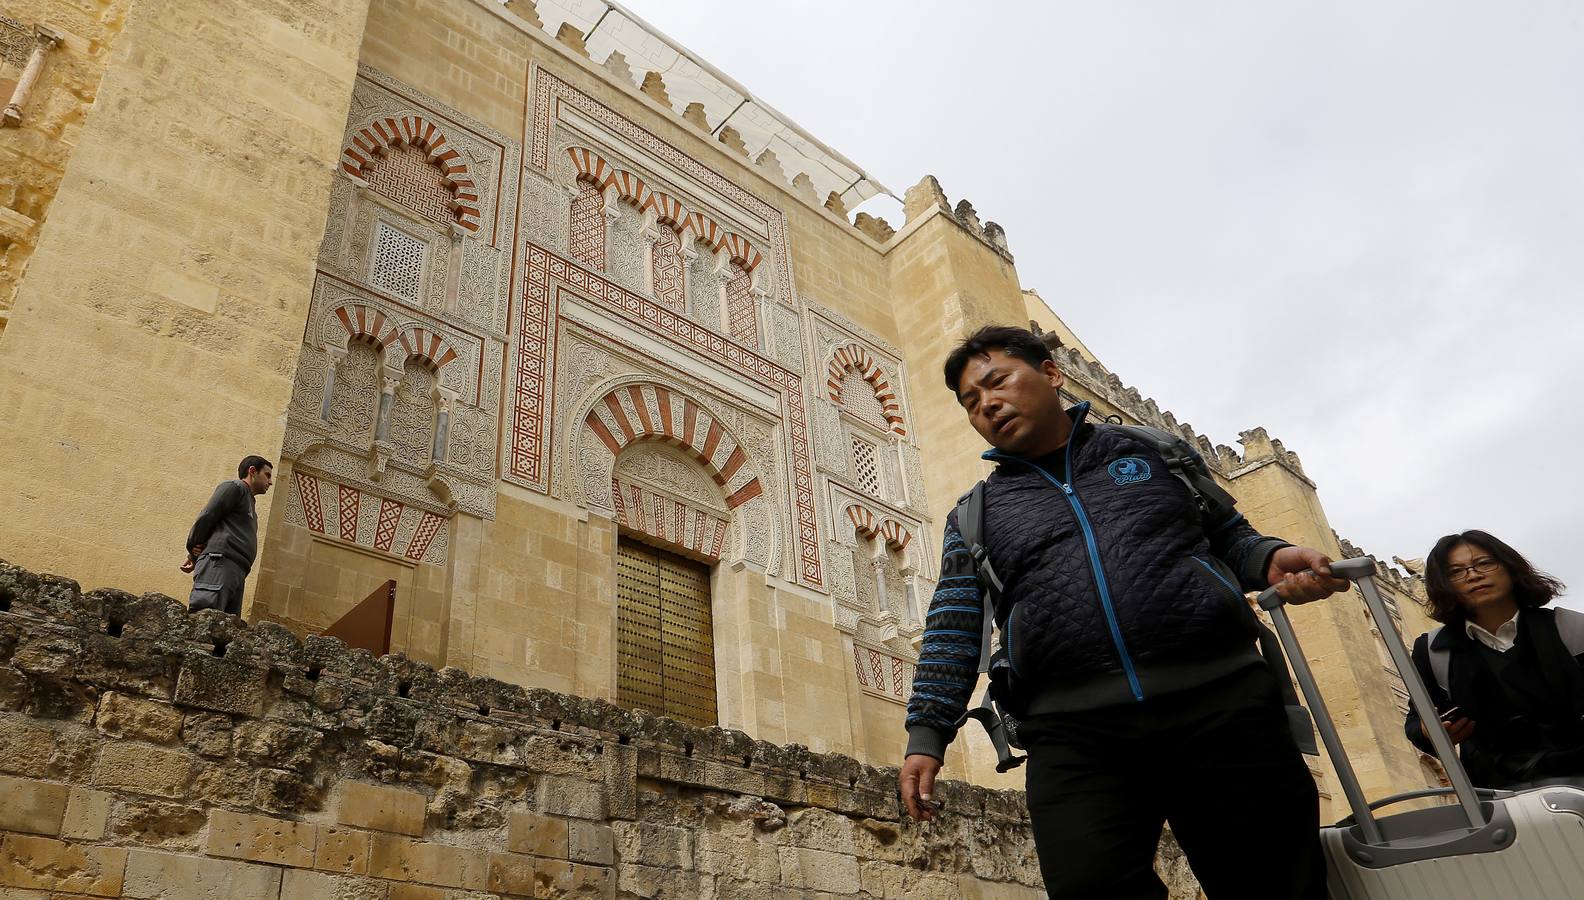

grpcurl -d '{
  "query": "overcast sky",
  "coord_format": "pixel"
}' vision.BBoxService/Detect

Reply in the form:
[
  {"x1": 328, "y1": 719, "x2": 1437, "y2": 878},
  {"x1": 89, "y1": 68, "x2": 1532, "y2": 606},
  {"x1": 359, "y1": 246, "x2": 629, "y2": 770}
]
[{"x1": 619, "y1": 1, "x2": 1583, "y2": 609}]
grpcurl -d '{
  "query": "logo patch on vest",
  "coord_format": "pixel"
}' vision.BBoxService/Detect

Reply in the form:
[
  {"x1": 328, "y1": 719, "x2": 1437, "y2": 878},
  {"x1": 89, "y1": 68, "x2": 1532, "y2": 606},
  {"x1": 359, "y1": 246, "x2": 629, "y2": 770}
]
[{"x1": 1108, "y1": 457, "x2": 1152, "y2": 485}]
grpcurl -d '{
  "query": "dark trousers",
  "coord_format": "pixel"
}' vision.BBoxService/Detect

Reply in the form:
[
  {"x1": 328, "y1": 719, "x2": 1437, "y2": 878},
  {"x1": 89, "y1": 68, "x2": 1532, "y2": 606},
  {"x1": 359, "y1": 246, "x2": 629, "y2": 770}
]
[
  {"x1": 1018, "y1": 665, "x2": 1325, "y2": 900},
  {"x1": 188, "y1": 553, "x2": 247, "y2": 616}
]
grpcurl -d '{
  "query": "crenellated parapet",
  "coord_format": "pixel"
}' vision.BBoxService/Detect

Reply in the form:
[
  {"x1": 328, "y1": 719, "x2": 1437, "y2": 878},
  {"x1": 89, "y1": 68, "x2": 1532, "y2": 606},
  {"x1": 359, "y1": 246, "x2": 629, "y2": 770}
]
[
  {"x1": 897, "y1": 175, "x2": 1013, "y2": 261},
  {"x1": 1335, "y1": 534, "x2": 1426, "y2": 596},
  {"x1": 1047, "y1": 345, "x2": 1223, "y2": 464},
  {"x1": 1224, "y1": 427, "x2": 1313, "y2": 487},
  {"x1": 523, "y1": 15, "x2": 896, "y2": 246}
]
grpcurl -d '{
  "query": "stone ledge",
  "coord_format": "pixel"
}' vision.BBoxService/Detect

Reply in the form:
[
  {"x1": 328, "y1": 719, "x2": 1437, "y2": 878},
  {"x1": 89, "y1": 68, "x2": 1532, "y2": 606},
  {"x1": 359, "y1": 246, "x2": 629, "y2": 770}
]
[
  {"x1": 0, "y1": 558, "x2": 1030, "y2": 827},
  {"x1": 0, "y1": 556, "x2": 1071, "y2": 894}
]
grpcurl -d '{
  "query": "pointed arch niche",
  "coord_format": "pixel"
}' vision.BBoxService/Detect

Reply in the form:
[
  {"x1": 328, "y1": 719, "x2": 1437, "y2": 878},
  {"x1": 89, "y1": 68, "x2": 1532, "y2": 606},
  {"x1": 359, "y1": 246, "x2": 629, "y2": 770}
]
[
  {"x1": 842, "y1": 502, "x2": 923, "y2": 630},
  {"x1": 572, "y1": 380, "x2": 777, "y2": 572}
]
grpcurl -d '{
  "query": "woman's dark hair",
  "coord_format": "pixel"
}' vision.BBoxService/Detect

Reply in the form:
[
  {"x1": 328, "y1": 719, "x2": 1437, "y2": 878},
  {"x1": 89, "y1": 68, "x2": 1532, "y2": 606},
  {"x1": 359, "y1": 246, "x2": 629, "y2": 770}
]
[
  {"x1": 943, "y1": 325, "x2": 1053, "y2": 395},
  {"x1": 1421, "y1": 530, "x2": 1566, "y2": 623}
]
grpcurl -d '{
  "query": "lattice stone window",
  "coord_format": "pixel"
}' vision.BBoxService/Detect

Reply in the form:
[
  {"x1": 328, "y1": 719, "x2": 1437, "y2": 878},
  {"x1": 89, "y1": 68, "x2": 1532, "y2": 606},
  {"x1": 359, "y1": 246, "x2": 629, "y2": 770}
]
[
  {"x1": 838, "y1": 368, "x2": 890, "y2": 431},
  {"x1": 370, "y1": 222, "x2": 426, "y2": 302},
  {"x1": 852, "y1": 436, "x2": 880, "y2": 496}
]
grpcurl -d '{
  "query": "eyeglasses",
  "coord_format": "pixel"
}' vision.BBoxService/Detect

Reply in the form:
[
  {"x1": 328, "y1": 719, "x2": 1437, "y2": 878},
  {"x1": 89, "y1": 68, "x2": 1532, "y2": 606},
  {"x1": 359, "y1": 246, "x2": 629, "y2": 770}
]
[{"x1": 1446, "y1": 558, "x2": 1500, "y2": 582}]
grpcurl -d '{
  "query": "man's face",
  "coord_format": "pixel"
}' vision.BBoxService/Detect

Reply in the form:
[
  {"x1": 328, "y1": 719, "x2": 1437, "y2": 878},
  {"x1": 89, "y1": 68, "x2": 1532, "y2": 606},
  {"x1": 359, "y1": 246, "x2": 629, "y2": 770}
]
[
  {"x1": 246, "y1": 465, "x2": 274, "y2": 496},
  {"x1": 955, "y1": 349, "x2": 1068, "y2": 456}
]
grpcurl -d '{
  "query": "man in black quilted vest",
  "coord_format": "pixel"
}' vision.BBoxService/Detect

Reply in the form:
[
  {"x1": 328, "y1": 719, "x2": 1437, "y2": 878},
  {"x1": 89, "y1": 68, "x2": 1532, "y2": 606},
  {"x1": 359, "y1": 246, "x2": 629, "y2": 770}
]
[{"x1": 901, "y1": 326, "x2": 1346, "y2": 900}]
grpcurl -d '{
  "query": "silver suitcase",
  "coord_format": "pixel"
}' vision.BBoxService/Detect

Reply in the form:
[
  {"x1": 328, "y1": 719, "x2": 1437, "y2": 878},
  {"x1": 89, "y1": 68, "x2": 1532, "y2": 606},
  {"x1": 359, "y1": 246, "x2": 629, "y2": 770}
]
[{"x1": 1259, "y1": 556, "x2": 1584, "y2": 899}]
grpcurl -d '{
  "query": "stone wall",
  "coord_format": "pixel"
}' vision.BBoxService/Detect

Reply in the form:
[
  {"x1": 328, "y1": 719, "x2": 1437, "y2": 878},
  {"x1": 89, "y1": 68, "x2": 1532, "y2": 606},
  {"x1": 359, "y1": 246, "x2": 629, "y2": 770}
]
[
  {"x1": 0, "y1": 0, "x2": 131, "y2": 337},
  {"x1": 0, "y1": 0, "x2": 374, "y2": 603},
  {"x1": 0, "y1": 557, "x2": 1197, "y2": 899}
]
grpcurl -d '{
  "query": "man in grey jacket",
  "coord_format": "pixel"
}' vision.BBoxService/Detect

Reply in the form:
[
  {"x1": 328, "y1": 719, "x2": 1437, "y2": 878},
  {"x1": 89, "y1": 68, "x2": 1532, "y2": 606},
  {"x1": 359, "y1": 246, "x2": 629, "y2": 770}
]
[{"x1": 185, "y1": 455, "x2": 273, "y2": 615}]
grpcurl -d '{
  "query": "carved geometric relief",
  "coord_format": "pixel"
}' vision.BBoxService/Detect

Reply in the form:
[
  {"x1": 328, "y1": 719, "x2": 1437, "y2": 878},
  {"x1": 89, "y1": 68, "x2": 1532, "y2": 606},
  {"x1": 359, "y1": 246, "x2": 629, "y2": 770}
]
[
  {"x1": 853, "y1": 644, "x2": 915, "y2": 704},
  {"x1": 530, "y1": 66, "x2": 796, "y2": 307},
  {"x1": 827, "y1": 343, "x2": 906, "y2": 436},
  {"x1": 612, "y1": 476, "x2": 728, "y2": 560},
  {"x1": 328, "y1": 341, "x2": 381, "y2": 442},
  {"x1": 387, "y1": 360, "x2": 437, "y2": 464},
  {"x1": 764, "y1": 301, "x2": 805, "y2": 375},
  {"x1": 286, "y1": 470, "x2": 450, "y2": 565},
  {"x1": 851, "y1": 436, "x2": 880, "y2": 496},
  {"x1": 686, "y1": 250, "x2": 723, "y2": 332},
  {"x1": 285, "y1": 66, "x2": 518, "y2": 535},
  {"x1": 839, "y1": 369, "x2": 890, "y2": 433},
  {"x1": 724, "y1": 263, "x2": 758, "y2": 347},
  {"x1": 583, "y1": 383, "x2": 763, "y2": 510},
  {"x1": 0, "y1": 15, "x2": 33, "y2": 69},
  {"x1": 650, "y1": 227, "x2": 685, "y2": 313},
  {"x1": 606, "y1": 206, "x2": 646, "y2": 293},
  {"x1": 362, "y1": 142, "x2": 457, "y2": 228},
  {"x1": 569, "y1": 181, "x2": 606, "y2": 270}
]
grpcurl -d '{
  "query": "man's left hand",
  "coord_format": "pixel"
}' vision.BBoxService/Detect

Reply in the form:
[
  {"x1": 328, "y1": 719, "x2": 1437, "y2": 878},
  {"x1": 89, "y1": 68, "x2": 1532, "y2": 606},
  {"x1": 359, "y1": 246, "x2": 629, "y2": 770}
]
[{"x1": 1266, "y1": 546, "x2": 1350, "y2": 604}]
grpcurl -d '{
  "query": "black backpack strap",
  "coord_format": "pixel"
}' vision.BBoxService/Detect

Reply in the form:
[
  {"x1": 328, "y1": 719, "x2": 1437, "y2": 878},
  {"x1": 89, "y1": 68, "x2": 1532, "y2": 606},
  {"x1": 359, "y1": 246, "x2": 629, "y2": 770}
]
[
  {"x1": 954, "y1": 481, "x2": 1003, "y2": 674},
  {"x1": 1111, "y1": 424, "x2": 1238, "y2": 523}
]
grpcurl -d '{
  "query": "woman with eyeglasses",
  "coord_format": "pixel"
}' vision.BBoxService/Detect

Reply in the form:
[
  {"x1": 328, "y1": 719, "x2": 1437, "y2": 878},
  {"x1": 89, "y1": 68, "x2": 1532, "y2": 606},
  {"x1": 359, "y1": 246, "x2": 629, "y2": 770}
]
[{"x1": 1404, "y1": 530, "x2": 1580, "y2": 789}]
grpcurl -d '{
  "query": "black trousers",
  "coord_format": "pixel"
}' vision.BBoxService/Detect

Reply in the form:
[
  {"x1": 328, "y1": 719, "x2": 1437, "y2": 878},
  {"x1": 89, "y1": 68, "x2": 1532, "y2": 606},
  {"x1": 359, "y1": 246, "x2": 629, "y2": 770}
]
[{"x1": 1018, "y1": 665, "x2": 1325, "y2": 900}]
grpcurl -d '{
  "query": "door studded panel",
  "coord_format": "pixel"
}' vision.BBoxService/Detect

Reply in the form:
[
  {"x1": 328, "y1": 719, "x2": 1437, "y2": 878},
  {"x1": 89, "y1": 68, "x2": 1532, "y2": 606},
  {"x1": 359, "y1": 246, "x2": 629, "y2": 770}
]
[{"x1": 616, "y1": 539, "x2": 717, "y2": 727}]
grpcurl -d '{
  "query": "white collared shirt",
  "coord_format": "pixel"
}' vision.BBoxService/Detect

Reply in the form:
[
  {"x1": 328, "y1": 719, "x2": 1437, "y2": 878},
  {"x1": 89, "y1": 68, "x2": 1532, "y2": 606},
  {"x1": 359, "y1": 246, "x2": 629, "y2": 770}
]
[{"x1": 1466, "y1": 610, "x2": 1520, "y2": 653}]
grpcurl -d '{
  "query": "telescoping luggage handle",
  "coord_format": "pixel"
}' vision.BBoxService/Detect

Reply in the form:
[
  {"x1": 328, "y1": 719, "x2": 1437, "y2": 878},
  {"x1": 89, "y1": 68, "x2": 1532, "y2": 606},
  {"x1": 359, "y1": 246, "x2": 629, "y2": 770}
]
[{"x1": 1257, "y1": 556, "x2": 1486, "y2": 845}]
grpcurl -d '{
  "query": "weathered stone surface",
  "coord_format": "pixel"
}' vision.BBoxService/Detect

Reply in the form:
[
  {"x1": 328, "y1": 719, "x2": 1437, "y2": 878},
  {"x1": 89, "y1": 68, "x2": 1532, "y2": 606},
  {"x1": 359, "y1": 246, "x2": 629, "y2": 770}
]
[
  {"x1": 368, "y1": 833, "x2": 489, "y2": 890},
  {"x1": 280, "y1": 869, "x2": 387, "y2": 900},
  {"x1": 254, "y1": 767, "x2": 316, "y2": 814},
  {"x1": 538, "y1": 774, "x2": 606, "y2": 820},
  {"x1": 566, "y1": 818, "x2": 614, "y2": 865},
  {"x1": 192, "y1": 762, "x2": 258, "y2": 807},
  {"x1": 315, "y1": 826, "x2": 371, "y2": 875},
  {"x1": 205, "y1": 809, "x2": 317, "y2": 868},
  {"x1": 507, "y1": 809, "x2": 567, "y2": 858},
  {"x1": 95, "y1": 692, "x2": 183, "y2": 743},
  {"x1": 485, "y1": 851, "x2": 536, "y2": 895},
  {"x1": 234, "y1": 720, "x2": 323, "y2": 773},
  {"x1": 0, "y1": 774, "x2": 68, "y2": 836},
  {"x1": 92, "y1": 743, "x2": 193, "y2": 799},
  {"x1": 694, "y1": 829, "x2": 780, "y2": 883},
  {"x1": 0, "y1": 560, "x2": 1055, "y2": 896},
  {"x1": 0, "y1": 834, "x2": 127, "y2": 896},
  {"x1": 173, "y1": 653, "x2": 266, "y2": 717},
  {"x1": 780, "y1": 845, "x2": 861, "y2": 893},
  {"x1": 337, "y1": 780, "x2": 428, "y2": 837},
  {"x1": 60, "y1": 787, "x2": 112, "y2": 841},
  {"x1": 180, "y1": 712, "x2": 234, "y2": 758},
  {"x1": 616, "y1": 862, "x2": 700, "y2": 899},
  {"x1": 110, "y1": 799, "x2": 208, "y2": 850},
  {"x1": 121, "y1": 849, "x2": 281, "y2": 900},
  {"x1": 612, "y1": 821, "x2": 692, "y2": 870}
]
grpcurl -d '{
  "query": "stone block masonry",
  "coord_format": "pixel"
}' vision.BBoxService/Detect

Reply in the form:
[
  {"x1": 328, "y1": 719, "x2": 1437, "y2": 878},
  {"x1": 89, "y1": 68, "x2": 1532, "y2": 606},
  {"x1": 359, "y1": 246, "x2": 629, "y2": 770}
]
[{"x1": 0, "y1": 557, "x2": 1191, "y2": 898}]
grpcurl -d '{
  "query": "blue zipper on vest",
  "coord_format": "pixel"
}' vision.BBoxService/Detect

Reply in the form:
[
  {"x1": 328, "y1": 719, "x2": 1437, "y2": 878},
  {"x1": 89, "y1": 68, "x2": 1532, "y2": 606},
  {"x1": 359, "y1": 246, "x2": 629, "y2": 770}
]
[
  {"x1": 989, "y1": 430, "x2": 1146, "y2": 702},
  {"x1": 1193, "y1": 556, "x2": 1240, "y2": 597}
]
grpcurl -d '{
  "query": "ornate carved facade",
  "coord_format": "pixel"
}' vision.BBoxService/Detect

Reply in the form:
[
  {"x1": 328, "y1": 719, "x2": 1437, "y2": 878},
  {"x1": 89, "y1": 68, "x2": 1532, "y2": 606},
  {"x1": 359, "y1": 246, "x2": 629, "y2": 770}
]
[{"x1": 256, "y1": 43, "x2": 940, "y2": 757}]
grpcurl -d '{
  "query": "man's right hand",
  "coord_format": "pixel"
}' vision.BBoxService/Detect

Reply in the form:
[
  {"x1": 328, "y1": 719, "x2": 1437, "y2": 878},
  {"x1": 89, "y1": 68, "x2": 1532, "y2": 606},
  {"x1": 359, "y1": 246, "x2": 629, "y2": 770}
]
[
  {"x1": 1421, "y1": 716, "x2": 1475, "y2": 745},
  {"x1": 900, "y1": 753, "x2": 942, "y2": 821}
]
